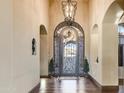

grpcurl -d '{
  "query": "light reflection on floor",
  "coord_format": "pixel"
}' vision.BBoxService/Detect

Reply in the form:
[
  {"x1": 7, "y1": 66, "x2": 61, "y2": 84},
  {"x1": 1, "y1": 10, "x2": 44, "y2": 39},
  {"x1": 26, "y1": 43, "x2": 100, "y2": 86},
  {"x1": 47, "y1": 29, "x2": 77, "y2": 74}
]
[
  {"x1": 40, "y1": 79, "x2": 46, "y2": 93},
  {"x1": 39, "y1": 78, "x2": 124, "y2": 93},
  {"x1": 119, "y1": 86, "x2": 124, "y2": 93}
]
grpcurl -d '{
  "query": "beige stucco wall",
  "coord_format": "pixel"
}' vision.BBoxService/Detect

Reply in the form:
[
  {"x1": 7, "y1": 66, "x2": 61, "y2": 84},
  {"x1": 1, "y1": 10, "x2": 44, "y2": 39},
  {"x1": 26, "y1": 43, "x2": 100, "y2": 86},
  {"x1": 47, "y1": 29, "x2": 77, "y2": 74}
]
[
  {"x1": 40, "y1": 34, "x2": 49, "y2": 76},
  {"x1": 0, "y1": 0, "x2": 49, "y2": 93},
  {"x1": 39, "y1": 1, "x2": 49, "y2": 76},
  {"x1": 102, "y1": 23, "x2": 118, "y2": 85},
  {"x1": 13, "y1": 0, "x2": 49, "y2": 93},
  {"x1": 0, "y1": 0, "x2": 13, "y2": 92},
  {"x1": 90, "y1": 24, "x2": 101, "y2": 83},
  {"x1": 89, "y1": 0, "x2": 124, "y2": 86}
]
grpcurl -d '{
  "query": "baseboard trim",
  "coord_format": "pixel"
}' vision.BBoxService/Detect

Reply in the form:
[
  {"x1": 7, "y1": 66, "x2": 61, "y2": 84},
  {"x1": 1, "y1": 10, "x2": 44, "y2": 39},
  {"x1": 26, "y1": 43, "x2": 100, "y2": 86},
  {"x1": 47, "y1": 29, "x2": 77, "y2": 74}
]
[
  {"x1": 102, "y1": 86, "x2": 119, "y2": 91},
  {"x1": 40, "y1": 75, "x2": 50, "y2": 78},
  {"x1": 88, "y1": 74, "x2": 101, "y2": 88},
  {"x1": 29, "y1": 82, "x2": 40, "y2": 93},
  {"x1": 88, "y1": 74, "x2": 119, "y2": 91}
]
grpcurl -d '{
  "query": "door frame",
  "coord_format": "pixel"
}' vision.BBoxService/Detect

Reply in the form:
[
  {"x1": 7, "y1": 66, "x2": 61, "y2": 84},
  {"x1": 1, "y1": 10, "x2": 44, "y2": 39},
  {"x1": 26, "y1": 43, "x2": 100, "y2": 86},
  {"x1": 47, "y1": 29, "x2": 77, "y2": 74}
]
[{"x1": 54, "y1": 21, "x2": 85, "y2": 77}]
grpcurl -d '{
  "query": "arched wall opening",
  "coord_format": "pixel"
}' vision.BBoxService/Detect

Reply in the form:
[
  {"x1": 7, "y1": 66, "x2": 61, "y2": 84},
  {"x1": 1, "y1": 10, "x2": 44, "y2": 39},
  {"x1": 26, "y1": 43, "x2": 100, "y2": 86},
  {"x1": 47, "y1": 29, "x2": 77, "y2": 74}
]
[
  {"x1": 40, "y1": 25, "x2": 49, "y2": 77},
  {"x1": 91, "y1": 24, "x2": 99, "y2": 64},
  {"x1": 102, "y1": 1, "x2": 124, "y2": 86},
  {"x1": 53, "y1": 21, "x2": 85, "y2": 77},
  {"x1": 118, "y1": 21, "x2": 124, "y2": 80},
  {"x1": 90, "y1": 24, "x2": 100, "y2": 82}
]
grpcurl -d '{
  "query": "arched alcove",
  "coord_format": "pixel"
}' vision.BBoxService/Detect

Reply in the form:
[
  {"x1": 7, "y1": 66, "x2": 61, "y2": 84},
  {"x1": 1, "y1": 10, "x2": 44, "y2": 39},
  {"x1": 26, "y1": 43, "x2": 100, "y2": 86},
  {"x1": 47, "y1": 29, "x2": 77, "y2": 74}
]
[
  {"x1": 102, "y1": 1, "x2": 124, "y2": 85},
  {"x1": 40, "y1": 25, "x2": 48, "y2": 77},
  {"x1": 91, "y1": 24, "x2": 99, "y2": 63},
  {"x1": 103, "y1": 2, "x2": 123, "y2": 24},
  {"x1": 54, "y1": 21, "x2": 85, "y2": 76},
  {"x1": 89, "y1": 24, "x2": 100, "y2": 83},
  {"x1": 40, "y1": 25, "x2": 47, "y2": 35}
]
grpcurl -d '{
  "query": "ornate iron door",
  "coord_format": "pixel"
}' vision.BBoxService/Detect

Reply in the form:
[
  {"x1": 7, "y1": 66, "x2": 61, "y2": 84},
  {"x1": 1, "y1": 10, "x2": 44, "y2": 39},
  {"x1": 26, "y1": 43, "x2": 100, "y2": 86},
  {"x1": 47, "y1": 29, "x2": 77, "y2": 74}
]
[
  {"x1": 61, "y1": 42, "x2": 78, "y2": 76},
  {"x1": 54, "y1": 21, "x2": 84, "y2": 77}
]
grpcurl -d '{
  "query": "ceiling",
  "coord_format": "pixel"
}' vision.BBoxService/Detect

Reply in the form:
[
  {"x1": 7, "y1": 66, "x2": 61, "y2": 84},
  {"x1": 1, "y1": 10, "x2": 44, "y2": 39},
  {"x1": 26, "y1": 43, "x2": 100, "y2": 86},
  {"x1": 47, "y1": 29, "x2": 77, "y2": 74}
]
[{"x1": 49, "y1": 0, "x2": 89, "y2": 3}]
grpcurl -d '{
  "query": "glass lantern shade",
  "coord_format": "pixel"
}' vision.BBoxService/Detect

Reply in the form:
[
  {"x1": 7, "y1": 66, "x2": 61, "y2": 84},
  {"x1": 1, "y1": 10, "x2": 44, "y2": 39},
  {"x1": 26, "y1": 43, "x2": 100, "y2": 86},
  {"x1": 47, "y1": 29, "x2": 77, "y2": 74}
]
[{"x1": 62, "y1": 0, "x2": 77, "y2": 21}]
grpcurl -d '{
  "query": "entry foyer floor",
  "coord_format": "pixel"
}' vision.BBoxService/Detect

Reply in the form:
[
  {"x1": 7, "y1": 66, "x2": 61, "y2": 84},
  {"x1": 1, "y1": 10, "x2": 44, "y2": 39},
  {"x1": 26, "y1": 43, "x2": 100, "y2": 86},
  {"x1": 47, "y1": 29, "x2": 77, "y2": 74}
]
[{"x1": 39, "y1": 77, "x2": 124, "y2": 93}]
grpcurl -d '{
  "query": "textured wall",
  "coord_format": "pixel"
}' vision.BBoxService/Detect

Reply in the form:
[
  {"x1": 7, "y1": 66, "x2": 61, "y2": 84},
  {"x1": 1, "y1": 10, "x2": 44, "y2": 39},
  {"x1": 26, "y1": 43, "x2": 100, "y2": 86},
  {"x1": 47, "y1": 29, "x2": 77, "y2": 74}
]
[
  {"x1": 13, "y1": 0, "x2": 49, "y2": 93},
  {"x1": 0, "y1": 0, "x2": 13, "y2": 92},
  {"x1": 40, "y1": 34, "x2": 48, "y2": 76},
  {"x1": 0, "y1": 0, "x2": 49, "y2": 93},
  {"x1": 89, "y1": 0, "x2": 124, "y2": 86}
]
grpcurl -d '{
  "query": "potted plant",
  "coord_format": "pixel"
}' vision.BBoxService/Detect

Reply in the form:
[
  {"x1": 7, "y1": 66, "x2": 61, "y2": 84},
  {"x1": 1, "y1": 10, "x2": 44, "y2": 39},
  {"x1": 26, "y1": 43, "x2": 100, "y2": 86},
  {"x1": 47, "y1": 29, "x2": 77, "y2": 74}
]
[
  {"x1": 48, "y1": 58, "x2": 54, "y2": 77},
  {"x1": 83, "y1": 57, "x2": 89, "y2": 77}
]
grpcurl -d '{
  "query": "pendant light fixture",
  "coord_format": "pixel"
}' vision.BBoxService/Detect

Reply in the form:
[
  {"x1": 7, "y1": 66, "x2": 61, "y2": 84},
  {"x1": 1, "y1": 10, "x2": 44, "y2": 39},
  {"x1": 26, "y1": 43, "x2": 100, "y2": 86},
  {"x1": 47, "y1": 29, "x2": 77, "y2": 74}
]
[{"x1": 62, "y1": 0, "x2": 77, "y2": 21}]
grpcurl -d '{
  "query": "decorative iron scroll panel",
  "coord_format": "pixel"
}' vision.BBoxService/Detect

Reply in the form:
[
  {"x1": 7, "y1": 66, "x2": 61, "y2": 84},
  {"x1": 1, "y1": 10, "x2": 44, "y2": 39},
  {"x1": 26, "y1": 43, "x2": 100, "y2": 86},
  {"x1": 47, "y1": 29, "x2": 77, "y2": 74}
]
[
  {"x1": 61, "y1": 28, "x2": 78, "y2": 76},
  {"x1": 54, "y1": 21, "x2": 84, "y2": 76},
  {"x1": 63, "y1": 43, "x2": 77, "y2": 74}
]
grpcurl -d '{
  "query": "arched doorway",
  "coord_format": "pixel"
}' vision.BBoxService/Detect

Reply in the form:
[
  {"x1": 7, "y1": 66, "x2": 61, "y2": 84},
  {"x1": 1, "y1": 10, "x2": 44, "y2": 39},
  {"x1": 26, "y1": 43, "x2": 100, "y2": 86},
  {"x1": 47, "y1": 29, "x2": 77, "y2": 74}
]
[
  {"x1": 54, "y1": 21, "x2": 84, "y2": 77},
  {"x1": 118, "y1": 23, "x2": 124, "y2": 81},
  {"x1": 102, "y1": 0, "x2": 124, "y2": 85},
  {"x1": 90, "y1": 24, "x2": 99, "y2": 79},
  {"x1": 40, "y1": 25, "x2": 48, "y2": 77},
  {"x1": 91, "y1": 24, "x2": 99, "y2": 64}
]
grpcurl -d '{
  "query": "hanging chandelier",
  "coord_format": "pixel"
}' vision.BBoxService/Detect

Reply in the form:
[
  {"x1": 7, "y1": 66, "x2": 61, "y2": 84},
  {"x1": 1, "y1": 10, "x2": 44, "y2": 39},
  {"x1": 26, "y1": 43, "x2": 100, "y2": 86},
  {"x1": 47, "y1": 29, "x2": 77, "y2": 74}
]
[{"x1": 62, "y1": 0, "x2": 77, "y2": 21}]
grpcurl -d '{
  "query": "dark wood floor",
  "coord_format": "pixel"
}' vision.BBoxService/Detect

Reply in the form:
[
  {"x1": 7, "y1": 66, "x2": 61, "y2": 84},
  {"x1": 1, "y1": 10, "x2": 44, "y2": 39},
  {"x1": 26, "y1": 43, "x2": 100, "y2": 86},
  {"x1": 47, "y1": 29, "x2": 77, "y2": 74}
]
[{"x1": 39, "y1": 77, "x2": 124, "y2": 93}]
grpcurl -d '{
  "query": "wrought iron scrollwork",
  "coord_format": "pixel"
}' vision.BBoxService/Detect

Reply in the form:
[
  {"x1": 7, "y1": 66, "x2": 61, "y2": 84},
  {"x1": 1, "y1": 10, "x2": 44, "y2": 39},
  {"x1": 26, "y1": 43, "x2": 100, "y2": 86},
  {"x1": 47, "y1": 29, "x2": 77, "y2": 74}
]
[{"x1": 54, "y1": 21, "x2": 85, "y2": 76}]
